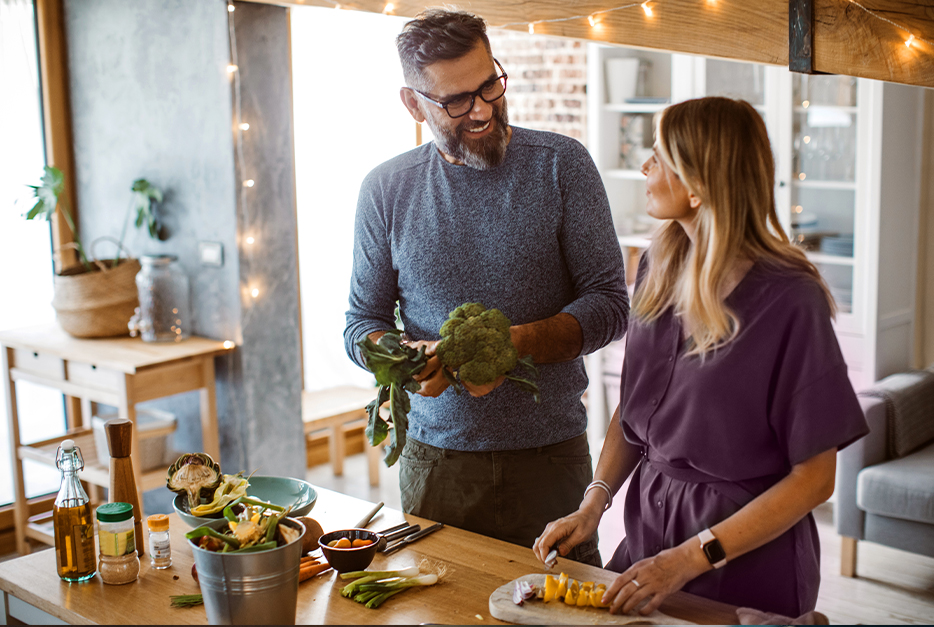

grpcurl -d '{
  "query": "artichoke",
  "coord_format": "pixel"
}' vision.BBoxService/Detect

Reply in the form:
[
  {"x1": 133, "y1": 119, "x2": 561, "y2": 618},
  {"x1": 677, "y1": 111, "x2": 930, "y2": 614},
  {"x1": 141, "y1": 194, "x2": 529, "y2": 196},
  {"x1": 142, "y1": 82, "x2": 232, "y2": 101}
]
[{"x1": 166, "y1": 453, "x2": 222, "y2": 508}]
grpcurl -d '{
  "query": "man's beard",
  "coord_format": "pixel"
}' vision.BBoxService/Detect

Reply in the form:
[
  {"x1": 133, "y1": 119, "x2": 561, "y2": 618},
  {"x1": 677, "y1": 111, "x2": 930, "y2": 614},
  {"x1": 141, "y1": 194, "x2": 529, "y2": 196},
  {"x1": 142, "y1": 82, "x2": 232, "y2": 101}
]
[{"x1": 426, "y1": 99, "x2": 510, "y2": 170}]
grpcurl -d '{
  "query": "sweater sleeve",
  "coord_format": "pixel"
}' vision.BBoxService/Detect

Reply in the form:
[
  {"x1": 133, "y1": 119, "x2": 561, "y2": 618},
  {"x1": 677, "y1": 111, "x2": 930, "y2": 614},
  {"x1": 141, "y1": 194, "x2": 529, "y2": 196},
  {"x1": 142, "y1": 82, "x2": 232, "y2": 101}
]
[
  {"x1": 343, "y1": 169, "x2": 400, "y2": 369},
  {"x1": 555, "y1": 139, "x2": 630, "y2": 355}
]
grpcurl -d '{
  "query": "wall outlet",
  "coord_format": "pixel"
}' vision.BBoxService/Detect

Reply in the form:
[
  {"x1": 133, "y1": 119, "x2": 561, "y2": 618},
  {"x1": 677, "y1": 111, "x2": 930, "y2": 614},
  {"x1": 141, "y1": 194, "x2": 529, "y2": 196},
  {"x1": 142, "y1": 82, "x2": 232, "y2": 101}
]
[{"x1": 199, "y1": 241, "x2": 224, "y2": 267}]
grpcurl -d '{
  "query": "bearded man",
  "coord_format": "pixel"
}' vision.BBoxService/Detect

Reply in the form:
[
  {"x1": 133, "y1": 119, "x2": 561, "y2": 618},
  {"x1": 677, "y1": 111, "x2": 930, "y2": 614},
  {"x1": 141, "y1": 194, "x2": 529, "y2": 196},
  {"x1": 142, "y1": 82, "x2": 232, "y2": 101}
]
[{"x1": 344, "y1": 8, "x2": 629, "y2": 566}]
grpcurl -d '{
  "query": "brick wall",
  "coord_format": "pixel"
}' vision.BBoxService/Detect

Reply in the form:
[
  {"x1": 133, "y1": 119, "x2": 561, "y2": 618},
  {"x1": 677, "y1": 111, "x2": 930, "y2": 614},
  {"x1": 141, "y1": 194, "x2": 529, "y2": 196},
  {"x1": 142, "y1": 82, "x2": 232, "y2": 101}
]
[{"x1": 487, "y1": 30, "x2": 588, "y2": 146}]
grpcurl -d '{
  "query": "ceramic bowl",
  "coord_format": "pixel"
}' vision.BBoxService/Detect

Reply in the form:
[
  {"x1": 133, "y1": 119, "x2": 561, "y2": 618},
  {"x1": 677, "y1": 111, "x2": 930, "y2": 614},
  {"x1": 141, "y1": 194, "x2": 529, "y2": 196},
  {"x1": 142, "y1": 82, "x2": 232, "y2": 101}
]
[
  {"x1": 318, "y1": 529, "x2": 380, "y2": 573},
  {"x1": 173, "y1": 475, "x2": 317, "y2": 528}
]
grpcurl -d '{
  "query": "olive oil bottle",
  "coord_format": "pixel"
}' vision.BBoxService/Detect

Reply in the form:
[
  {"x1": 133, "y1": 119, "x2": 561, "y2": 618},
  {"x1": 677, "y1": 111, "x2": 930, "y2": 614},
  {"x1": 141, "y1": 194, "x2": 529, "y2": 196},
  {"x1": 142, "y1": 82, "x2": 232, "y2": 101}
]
[{"x1": 53, "y1": 440, "x2": 96, "y2": 582}]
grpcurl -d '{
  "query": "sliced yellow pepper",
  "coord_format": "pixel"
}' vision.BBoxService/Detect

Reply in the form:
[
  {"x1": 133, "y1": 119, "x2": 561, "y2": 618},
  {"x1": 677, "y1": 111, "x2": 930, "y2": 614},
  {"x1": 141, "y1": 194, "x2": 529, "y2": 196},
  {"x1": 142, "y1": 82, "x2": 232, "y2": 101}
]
[
  {"x1": 576, "y1": 582, "x2": 593, "y2": 607},
  {"x1": 543, "y1": 575, "x2": 558, "y2": 602},
  {"x1": 590, "y1": 584, "x2": 609, "y2": 608},
  {"x1": 564, "y1": 580, "x2": 579, "y2": 605},
  {"x1": 556, "y1": 572, "x2": 569, "y2": 599},
  {"x1": 228, "y1": 520, "x2": 238, "y2": 531}
]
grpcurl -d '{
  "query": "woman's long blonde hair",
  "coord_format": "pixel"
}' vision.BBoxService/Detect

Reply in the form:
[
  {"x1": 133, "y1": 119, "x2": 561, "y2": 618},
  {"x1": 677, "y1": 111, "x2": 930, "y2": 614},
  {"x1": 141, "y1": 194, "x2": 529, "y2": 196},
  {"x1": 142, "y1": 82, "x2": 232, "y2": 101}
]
[{"x1": 632, "y1": 97, "x2": 834, "y2": 355}]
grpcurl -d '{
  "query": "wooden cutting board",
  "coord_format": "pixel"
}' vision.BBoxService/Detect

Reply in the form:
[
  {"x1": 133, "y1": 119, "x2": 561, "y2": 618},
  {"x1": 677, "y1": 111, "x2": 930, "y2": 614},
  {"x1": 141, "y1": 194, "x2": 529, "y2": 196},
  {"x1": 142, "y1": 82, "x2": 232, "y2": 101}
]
[{"x1": 488, "y1": 574, "x2": 695, "y2": 625}]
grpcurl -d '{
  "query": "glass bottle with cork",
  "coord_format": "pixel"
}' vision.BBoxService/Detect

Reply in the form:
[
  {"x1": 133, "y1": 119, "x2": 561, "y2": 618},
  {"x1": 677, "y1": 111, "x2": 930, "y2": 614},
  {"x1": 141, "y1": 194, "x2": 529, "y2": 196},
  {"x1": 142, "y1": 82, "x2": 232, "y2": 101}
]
[
  {"x1": 96, "y1": 502, "x2": 140, "y2": 584},
  {"x1": 53, "y1": 439, "x2": 96, "y2": 582}
]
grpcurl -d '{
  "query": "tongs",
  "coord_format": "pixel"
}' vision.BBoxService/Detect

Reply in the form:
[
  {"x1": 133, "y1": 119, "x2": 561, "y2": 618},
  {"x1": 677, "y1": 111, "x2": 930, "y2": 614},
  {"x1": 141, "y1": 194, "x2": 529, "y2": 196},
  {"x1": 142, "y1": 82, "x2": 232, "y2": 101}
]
[{"x1": 382, "y1": 522, "x2": 444, "y2": 555}]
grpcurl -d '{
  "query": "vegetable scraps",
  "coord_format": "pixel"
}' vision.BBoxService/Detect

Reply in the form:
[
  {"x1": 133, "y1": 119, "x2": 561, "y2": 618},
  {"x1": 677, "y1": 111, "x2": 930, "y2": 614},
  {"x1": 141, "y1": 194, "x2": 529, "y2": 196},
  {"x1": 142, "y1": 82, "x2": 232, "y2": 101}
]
[
  {"x1": 185, "y1": 497, "x2": 294, "y2": 553},
  {"x1": 339, "y1": 564, "x2": 444, "y2": 609},
  {"x1": 356, "y1": 303, "x2": 539, "y2": 468},
  {"x1": 166, "y1": 452, "x2": 222, "y2": 510}
]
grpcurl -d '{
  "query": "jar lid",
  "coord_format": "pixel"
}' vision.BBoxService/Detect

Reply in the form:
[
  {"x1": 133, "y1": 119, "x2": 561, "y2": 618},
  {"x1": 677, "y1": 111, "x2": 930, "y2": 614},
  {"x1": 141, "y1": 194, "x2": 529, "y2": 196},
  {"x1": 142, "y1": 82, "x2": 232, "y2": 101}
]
[
  {"x1": 97, "y1": 502, "x2": 134, "y2": 522},
  {"x1": 147, "y1": 513, "x2": 169, "y2": 531},
  {"x1": 140, "y1": 254, "x2": 178, "y2": 266}
]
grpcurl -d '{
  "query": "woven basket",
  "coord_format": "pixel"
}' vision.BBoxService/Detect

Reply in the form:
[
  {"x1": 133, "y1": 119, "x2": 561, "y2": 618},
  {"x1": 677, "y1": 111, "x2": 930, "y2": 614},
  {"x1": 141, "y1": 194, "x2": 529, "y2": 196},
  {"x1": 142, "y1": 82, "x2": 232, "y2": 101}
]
[{"x1": 52, "y1": 258, "x2": 141, "y2": 338}]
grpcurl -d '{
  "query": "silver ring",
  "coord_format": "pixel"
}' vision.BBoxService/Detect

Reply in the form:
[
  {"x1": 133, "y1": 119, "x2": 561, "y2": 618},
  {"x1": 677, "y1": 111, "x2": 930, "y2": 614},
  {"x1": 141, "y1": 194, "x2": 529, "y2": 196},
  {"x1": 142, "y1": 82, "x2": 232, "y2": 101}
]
[{"x1": 631, "y1": 579, "x2": 641, "y2": 588}]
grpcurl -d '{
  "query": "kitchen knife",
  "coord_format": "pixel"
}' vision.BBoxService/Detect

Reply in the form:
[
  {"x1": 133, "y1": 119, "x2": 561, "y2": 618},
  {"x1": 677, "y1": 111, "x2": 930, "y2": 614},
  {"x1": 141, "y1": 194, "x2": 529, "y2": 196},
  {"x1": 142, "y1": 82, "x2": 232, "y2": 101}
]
[
  {"x1": 377, "y1": 524, "x2": 421, "y2": 551},
  {"x1": 382, "y1": 522, "x2": 444, "y2": 555},
  {"x1": 354, "y1": 501, "x2": 384, "y2": 528}
]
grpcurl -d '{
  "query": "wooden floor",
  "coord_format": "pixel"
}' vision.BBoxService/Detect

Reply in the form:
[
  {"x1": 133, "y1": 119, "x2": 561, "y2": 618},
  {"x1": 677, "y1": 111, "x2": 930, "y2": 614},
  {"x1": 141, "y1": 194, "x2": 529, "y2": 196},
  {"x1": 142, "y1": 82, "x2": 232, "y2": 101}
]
[{"x1": 306, "y1": 452, "x2": 934, "y2": 625}]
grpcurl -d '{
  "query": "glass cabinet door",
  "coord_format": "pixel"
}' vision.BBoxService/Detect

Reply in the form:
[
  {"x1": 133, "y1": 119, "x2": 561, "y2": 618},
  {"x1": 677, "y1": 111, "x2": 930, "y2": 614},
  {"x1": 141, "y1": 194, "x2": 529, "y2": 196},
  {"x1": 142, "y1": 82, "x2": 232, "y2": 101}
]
[{"x1": 790, "y1": 73, "x2": 859, "y2": 315}]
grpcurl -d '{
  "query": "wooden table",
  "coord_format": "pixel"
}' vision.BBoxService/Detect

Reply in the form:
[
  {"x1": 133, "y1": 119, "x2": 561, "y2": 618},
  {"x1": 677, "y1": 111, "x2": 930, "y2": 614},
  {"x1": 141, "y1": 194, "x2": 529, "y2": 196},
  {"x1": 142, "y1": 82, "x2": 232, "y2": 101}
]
[
  {"x1": 1, "y1": 324, "x2": 232, "y2": 555},
  {"x1": 0, "y1": 486, "x2": 739, "y2": 625}
]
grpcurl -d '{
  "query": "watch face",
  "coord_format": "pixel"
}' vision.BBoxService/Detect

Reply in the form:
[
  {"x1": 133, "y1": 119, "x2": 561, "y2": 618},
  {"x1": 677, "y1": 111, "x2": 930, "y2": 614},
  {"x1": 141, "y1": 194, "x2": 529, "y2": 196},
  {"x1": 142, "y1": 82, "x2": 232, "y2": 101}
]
[{"x1": 703, "y1": 539, "x2": 727, "y2": 564}]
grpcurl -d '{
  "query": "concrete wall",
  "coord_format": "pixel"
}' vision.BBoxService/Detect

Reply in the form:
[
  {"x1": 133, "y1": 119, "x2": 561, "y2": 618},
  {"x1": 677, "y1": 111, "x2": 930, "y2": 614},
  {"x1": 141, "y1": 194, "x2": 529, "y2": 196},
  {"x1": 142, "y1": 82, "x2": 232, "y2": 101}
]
[{"x1": 64, "y1": 0, "x2": 304, "y2": 509}]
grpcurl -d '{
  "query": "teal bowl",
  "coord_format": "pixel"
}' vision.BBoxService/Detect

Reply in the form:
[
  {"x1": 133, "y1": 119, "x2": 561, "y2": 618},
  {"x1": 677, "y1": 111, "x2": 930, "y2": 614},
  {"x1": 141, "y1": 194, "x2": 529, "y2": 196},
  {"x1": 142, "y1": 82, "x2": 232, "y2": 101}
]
[{"x1": 173, "y1": 475, "x2": 317, "y2": 528}]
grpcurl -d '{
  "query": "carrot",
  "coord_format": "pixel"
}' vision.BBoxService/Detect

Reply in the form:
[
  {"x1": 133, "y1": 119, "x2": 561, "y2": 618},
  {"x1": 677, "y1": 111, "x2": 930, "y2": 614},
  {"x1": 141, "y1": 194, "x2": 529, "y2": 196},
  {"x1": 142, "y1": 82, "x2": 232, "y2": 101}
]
[
  {"x1": 301, "y1": 555, "x2": 319, "y2": 565},
  {"x1": 299, "y1": 562, "x2": 332, "y2": 582}
]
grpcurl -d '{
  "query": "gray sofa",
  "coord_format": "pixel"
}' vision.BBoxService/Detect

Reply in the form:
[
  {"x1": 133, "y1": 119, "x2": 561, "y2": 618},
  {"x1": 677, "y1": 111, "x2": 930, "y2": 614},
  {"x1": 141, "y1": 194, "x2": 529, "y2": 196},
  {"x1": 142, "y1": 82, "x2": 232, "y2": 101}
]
[{"x1": 834, "y1": 367, "x2": 934, "y2": 576}]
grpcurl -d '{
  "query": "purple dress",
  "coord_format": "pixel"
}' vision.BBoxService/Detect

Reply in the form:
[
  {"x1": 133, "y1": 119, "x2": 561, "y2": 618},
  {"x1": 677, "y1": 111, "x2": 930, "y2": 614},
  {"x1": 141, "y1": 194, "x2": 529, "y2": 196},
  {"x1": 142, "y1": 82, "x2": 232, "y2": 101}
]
[{"x1": 605, "y1": 260, "x2": 869, "y2": 616}]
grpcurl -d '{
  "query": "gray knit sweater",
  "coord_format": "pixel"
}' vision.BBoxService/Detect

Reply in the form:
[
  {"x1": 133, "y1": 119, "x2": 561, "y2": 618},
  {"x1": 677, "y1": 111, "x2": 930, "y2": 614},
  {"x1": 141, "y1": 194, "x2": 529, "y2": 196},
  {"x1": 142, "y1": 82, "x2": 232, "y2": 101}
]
[{"x1": 344, "y1": 126, "x2": 629, "y2": 451}]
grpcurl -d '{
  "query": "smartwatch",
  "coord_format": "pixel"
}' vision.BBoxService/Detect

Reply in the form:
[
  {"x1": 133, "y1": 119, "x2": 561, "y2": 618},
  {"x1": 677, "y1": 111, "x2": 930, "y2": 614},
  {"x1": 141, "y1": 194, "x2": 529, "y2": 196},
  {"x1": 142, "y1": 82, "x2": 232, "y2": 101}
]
[{"x1": 698, "y1": 528, "x2": 727, "y2": 569}]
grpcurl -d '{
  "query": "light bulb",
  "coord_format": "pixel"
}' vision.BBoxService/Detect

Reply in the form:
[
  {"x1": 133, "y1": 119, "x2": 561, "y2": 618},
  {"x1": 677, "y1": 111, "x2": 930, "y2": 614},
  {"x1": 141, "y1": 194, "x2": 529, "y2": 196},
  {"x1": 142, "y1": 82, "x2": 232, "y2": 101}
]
[
  {"x1": 227, "y1": 64, "x2": 238, "y2": 74},
  {"x1": 223, "y1": 340, "x2": 235, "y2": 349},
  {"x1": 251, "y1": 288, "x2": 259, "y2": 298},
  {"x1": 383, "y1": 2, "x2": 393, "y2": 13},
  {"x1": 906, "y1": 34, "x2": 915, "y2": 48},
  {"x1": 802, "y1": 100, "x2": 810, "y2": 108},
  {"x1": 243, "y1": 179, "x2": 255, "y2": 188},
  {"x1": 588, "y1": 15, "x2": 597, "y2": 27},
  {"x1": 227, "y1": 4, "x2": 235, "y2": 12},
  {"x1": 239, "y1": 122, "x2": 250, "y2": 130},
  {"x1": 799, "y1": 173, "x2": 807, "y2": 181},
  {"x1": 246, "y1": 236, "x2": 255, "y2": 245},
  {"x1": 641, "y1": 2, "x2": 653, "y2": 17},
  {"x1": 803, "y1": 135, "x2": 811, "y2": 144},
  {"x1": 528, "y1": 23, "x2": 535, "y2": 34}
]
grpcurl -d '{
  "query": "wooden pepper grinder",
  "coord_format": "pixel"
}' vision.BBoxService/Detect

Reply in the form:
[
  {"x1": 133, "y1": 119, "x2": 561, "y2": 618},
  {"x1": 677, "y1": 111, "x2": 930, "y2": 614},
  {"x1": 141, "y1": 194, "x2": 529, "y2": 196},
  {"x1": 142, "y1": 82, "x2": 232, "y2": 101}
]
[{"x1": 105, "y1": 418, "x2": 144, "y2": 557}]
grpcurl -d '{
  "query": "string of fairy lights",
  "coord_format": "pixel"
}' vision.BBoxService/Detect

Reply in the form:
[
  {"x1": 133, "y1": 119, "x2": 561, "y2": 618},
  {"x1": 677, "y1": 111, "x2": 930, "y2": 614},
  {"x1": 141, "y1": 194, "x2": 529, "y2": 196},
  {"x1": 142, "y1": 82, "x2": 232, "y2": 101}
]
[{"x1": 291, "y1": 0, "x2": 929, "y2": 51}]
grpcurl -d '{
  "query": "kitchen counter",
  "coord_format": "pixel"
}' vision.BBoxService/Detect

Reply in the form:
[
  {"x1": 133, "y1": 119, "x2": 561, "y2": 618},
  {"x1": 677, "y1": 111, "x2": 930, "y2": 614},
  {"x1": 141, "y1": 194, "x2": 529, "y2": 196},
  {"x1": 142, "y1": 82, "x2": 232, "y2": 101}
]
[{"x1": 0, "y1": 486, "x2": 739, "y2": 624}]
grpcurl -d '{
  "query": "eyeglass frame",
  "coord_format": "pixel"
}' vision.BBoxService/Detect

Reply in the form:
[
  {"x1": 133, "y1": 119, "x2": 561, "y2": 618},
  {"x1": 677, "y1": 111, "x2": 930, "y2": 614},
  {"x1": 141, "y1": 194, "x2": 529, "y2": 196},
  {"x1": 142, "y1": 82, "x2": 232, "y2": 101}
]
[{"x1": 410, "y1": 58, "x2": 508, "y2": 119}]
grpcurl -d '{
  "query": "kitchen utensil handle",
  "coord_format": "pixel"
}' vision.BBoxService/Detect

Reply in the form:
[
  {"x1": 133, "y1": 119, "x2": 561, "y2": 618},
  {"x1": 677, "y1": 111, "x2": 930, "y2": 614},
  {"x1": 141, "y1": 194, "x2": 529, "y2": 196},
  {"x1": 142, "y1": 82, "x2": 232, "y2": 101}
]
[
  {"x1": 354, "y1": 501, "x2": 384, "y2": 528},
  {"x1": 383, "y1": 524, "x2": 420, "y2": 543}
]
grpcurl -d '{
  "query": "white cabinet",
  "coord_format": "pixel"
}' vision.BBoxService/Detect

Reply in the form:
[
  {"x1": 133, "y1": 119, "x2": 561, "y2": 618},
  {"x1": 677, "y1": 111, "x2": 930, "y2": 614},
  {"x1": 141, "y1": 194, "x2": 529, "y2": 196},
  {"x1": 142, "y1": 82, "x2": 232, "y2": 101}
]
[{"x1": 585, "y1": 43, "x2": 925, "y2": 428}]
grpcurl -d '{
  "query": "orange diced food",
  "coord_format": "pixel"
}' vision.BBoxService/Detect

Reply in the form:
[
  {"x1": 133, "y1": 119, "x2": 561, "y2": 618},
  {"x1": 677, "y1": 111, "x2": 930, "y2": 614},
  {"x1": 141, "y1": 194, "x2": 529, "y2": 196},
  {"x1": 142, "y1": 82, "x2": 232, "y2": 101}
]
[{"x1": 351, "y1": 539, "x2": 373, "y2": 548}]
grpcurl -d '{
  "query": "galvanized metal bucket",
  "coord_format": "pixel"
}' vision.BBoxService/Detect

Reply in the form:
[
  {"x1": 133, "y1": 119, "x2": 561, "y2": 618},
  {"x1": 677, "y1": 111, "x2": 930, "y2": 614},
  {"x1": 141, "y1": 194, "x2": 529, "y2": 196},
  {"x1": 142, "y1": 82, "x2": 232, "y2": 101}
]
[{"x1": 190, "y1": 517, "x2": 305, "y2": 625}]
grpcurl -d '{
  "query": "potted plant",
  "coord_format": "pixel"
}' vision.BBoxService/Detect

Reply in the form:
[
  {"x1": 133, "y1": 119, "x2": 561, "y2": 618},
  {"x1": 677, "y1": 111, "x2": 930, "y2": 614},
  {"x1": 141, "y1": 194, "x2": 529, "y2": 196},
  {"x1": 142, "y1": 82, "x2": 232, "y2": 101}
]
[{"x1": 22, "y1": 165, "x2": 163, "y2": 338}]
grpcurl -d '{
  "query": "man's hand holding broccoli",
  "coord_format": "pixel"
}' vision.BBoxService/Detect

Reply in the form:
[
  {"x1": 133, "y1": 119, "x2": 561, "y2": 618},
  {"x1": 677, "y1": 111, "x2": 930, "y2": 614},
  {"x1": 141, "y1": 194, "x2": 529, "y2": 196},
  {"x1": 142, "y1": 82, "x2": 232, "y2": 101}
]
[{"x1": 357, "y1": 303, "x2": 540, "y2": 467}]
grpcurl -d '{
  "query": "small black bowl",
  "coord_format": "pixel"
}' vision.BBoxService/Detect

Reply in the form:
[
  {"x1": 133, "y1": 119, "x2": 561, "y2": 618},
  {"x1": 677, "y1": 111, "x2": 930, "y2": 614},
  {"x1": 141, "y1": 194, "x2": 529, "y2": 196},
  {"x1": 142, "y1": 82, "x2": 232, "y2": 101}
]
[{"x1": 318, "y1": 529, "x2": 379, "y2": 573}]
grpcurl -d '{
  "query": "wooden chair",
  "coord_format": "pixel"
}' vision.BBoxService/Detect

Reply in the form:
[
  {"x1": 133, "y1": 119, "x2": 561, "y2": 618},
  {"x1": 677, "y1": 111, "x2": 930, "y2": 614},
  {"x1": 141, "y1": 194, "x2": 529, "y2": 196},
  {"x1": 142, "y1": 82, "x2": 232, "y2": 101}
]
[{"x1": 302, "y1": 386, "x2": 384, "y2": 486}]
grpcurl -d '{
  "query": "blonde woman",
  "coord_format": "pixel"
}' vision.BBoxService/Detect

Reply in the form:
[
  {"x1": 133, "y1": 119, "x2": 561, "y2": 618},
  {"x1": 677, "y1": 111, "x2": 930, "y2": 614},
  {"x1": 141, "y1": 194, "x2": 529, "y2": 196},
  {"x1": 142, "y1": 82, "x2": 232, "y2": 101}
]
[{"x1": 533, "y1": 97, "x2": 868, "y2": 617}]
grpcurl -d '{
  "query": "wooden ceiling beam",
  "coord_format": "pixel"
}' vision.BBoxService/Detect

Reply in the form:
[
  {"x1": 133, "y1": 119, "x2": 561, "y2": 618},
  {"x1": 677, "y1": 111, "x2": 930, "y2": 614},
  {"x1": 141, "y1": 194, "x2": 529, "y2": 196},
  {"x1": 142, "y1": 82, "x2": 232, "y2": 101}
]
[{"x1": 248, "y1": 0, "x2": 934, "y2": 88}]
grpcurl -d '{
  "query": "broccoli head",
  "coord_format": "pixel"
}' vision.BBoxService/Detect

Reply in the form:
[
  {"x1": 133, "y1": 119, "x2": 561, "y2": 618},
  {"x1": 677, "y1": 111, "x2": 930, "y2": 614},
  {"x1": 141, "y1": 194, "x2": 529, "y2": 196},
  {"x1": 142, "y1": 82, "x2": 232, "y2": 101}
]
[{"x1": 436, "y1": 303, "x2": 518, "y2": 385}]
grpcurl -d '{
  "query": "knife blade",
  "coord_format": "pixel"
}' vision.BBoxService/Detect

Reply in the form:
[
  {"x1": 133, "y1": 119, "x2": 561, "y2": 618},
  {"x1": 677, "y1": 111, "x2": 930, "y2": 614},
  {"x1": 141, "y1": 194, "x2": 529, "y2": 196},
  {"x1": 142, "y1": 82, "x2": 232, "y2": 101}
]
[{"x1": 382, "y1": 522, "x2": 444, "y2": 555}]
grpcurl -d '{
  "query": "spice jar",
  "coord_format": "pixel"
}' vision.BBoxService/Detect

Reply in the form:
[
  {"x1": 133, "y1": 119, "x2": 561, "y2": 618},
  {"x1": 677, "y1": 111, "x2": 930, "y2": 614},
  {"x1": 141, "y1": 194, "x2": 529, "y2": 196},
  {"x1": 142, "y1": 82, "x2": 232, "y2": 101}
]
[
  {"x1": 147, "y1": 514, "x2": 172, "y2": 569},
  {"x1": 129, "y1": 254, "x2": 191, "y2": 342},
  {"x1": 97, "y1": 502, "x2": 140, "y2": 585}
]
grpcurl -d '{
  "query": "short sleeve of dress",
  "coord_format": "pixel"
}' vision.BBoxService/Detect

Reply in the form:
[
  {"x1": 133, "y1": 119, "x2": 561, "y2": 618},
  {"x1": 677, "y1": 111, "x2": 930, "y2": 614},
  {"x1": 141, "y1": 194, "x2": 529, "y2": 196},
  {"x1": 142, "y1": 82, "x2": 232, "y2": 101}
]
[{"x1": 767, "y1": 279, "x2": 869, "y2": 467}]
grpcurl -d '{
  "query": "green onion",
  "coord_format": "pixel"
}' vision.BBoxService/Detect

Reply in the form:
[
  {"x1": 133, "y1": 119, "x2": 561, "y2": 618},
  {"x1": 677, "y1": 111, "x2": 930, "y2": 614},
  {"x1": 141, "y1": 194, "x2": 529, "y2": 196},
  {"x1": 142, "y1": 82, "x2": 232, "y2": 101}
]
[
  {"x1": 340, "y1": 566, "x2": 419, "y2": 580},
  {"x1": 185, "y1": 526, "x2": 240, "y2": 548},
  {"x1": 170, "y1": 594, "x2": 204, "y2": 608}
]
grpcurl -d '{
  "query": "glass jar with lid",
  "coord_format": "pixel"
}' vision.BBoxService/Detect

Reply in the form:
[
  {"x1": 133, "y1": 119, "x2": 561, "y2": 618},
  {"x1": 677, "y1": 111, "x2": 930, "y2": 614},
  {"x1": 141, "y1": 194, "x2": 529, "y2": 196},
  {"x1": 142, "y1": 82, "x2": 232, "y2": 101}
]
[
  {"x1": 130, "y1": 255, "x2": 191, "y2": 342},
  {"x1": 96, "y1": 502, "x2": 139, "y2": 585}
]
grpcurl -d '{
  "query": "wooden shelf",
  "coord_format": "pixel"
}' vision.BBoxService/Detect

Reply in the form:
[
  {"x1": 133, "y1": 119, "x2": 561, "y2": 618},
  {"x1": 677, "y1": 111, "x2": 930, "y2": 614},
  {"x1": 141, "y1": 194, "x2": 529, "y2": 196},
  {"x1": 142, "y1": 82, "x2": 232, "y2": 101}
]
[
  {"x1": 806, "y1": 252, "x2": 856, "y2": 266},
  {"x1": 793, "y1": 179, "x2": 857, "y2": 191},
  {"x1": 618, "y1": 234, "x2": 652, "y2": 249},
  {"x1": 18, "y1": 427, "x2": 168, "y2": 493},
  {"x1": 603, "y1": 102, "x2": 669, "y2": 114}
]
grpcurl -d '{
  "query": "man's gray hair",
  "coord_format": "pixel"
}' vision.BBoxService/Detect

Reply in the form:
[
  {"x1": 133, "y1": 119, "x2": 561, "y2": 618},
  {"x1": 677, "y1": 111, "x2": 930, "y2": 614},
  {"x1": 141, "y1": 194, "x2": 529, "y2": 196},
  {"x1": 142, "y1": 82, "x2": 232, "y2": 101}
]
[{"x1": 396, "y1": 8, "x2": 491, "y2": 91}]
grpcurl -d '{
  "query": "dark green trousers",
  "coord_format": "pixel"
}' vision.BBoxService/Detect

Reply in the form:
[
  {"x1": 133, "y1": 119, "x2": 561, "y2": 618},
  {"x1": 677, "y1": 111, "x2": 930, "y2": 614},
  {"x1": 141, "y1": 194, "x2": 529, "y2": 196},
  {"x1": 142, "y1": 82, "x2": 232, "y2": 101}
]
[{"x1": 399, "y1": 432, "x2": 602, "y2": 567}]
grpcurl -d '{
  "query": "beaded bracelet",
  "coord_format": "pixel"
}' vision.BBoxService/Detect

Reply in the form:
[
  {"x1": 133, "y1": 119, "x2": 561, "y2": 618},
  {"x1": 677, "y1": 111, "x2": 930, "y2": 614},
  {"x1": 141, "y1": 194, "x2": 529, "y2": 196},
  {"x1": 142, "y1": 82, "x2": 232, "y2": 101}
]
[{"x1": 584, "y1": 479, "x2": 614, "y2": 511}]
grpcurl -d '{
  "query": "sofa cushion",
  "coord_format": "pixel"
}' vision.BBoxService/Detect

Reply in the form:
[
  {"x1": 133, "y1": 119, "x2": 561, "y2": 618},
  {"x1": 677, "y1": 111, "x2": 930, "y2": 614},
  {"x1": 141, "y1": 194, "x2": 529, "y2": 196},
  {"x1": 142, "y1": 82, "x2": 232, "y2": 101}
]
[
  {"x1": 859, "y1": 369, "x2": 934, "y2": 458},
  {"x1": 857, "y1": 440, "x2": 934, "y2": 524}
]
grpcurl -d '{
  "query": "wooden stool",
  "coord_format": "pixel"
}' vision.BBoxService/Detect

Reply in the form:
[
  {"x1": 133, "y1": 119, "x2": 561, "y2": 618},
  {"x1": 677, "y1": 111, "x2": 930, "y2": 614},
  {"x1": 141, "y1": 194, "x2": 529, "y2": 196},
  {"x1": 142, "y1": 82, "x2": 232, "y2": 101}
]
[{"x1": 302, "y1": 386, "x2": 383, "y2": 487}]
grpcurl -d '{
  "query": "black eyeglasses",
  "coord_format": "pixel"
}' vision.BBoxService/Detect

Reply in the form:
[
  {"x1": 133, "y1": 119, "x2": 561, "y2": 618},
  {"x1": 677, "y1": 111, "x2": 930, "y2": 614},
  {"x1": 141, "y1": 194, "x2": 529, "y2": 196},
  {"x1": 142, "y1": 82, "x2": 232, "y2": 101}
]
[{"x1": 412, "y1": 58, "x2": 508, "y2": 119}]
